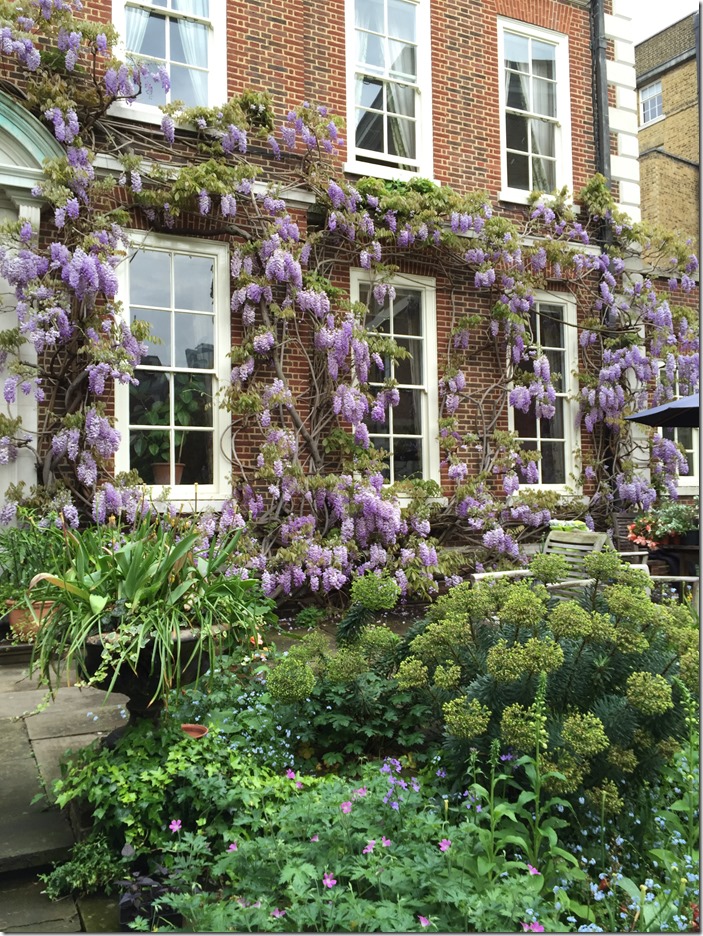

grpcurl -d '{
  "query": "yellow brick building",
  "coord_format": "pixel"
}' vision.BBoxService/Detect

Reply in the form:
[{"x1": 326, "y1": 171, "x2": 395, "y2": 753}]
[{"x1": 636, "y1": 13, "x2": 699, "y2": 251}]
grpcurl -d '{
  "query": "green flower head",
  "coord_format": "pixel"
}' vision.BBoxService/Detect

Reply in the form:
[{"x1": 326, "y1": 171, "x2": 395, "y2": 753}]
[
  {"x1": 266, "y1": 659, "x2": 316, "y2": 703},
  {"x1": 583, "y1": 547, "x2": 624, "y2": 583},
  {"x1": 396, "y1": 656, "x2": 429, "y2": 689},
  {"x1": 549, "y1": 601, "x2": 593, "y2": 640},
  {"x1": 561, "y1": 712, "x2": 609, "y2": 759},
  {"x1": 325, "y1": 648, "x2": 368, "y2": 682},
  {"x1": 529, "y1": 553, "x2": 570, "y2": 585},
  {"x1": 626, "y1": 671, "x2": 674, "y2": 715},
  {"x1": 351, "y1": 573, "x2": 400, "y2": 611},
  {"x1": 443, "y1": 697, "x2": 491, "y2": 740},
  {"x1": 497, "y1": 581, "x2": 548, "y2": 631},
  {"x1": 433, "y1": 663, "x2": 462, "y2": 690}
]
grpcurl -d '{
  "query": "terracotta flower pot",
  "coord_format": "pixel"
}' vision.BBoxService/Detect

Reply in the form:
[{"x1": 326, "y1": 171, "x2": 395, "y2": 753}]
[
  {"x1": 181, "y1": 723, "x2": 208, "y2": 739},
  {"x1": 8, "y1": 600, "x2": 55, "y2": 643},
  {"x1": 152, "y1": 463, "x2": 185, "y2": 485}
]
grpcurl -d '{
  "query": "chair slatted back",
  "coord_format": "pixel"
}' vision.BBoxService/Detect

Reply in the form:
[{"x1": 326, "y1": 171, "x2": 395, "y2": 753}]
[{"x1": 542, "y1": 529, "x2": 608, "y2": 597}]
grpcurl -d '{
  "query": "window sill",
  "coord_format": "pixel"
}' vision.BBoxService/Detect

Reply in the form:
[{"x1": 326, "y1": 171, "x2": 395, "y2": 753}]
[
  {"x1": 344, "y1": 160, "x2": 438, "y2": 185},
  {"x1": 150, "y1": 488, "x2": 232, "y2": 511},
  {"x1": 640, "y1": 113, "x2": 665, "y2": 129}
]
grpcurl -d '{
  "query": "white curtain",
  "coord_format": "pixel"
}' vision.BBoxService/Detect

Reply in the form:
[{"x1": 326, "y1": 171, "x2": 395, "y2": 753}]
[
  {"x1": 173, "y1": 0, "x2": 209, "y2": 104},
  {"x1": 125, "y1": 5, "x2": 150, "y2": 54}
]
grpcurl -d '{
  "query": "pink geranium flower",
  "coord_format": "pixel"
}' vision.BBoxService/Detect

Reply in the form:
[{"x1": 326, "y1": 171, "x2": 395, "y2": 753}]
[
  {"x1": 228, "y1": 842, "x2": 238, "y2": 852},
  {"x1": 418, "y1": 915, "x2": 431, "y2": 927},
  {"x1": 169, "y1": 819, "x2": 181, "y2": 833},
  {"x1": 362, "y1": 840, "x2": 376, "y2": 854},
  {"x1": 322, "y1": 871, "x2": 337, "y2": 888},
  {"x1": 340, "y1": 801, "x2": 352, "y2": 814},
  {"x1": 521, "y1": 923, "x2": 545, "y2": 932},
  {"x1": 527, "y1": 863, "x2": 540, "y2": 875},
  {"x1": 438, "y1": 838, "x2": 452, "y2": 852},
  {"x1": 381, "y1": 836, "x2": 391, "y2": 847}
]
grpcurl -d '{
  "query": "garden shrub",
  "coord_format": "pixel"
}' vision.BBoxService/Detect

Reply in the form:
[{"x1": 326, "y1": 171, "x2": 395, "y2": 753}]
[{"x1": 393, "y1": 552, "x2": 699, "y2": 802}]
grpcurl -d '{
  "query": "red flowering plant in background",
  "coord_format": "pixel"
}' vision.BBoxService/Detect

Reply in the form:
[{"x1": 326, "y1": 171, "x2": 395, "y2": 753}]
[{"x1": 627, "y1": 516, "x2": 659, "y2": 550}]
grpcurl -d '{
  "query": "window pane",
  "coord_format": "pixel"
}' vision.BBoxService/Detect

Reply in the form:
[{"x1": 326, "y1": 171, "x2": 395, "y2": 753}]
[
  {"x1": 175, "y1": 313, "x2": 214, "y2": 368},
  {"x1": 388, "y1": 0, "x2": 416, "y2": 42},
  {"x1": 172, "y1": 0, "x2": 210, "y2": 16},
  {"x1": 130, "y1": 371, "x2": 169, "y2": 424},
  {"x1": 130, "y1": 431, "x2": 170, "y2": 480},
  {"x1": 393, "y1": 290, "x2": 422, "y2": 335},
  {"x1": 180, "y1": 432, "x2": 213, "y2": 484},
  {"x1": 169, "y1": 64, "x2": 199, "y2": 107},
  {"x1": 532, "y1": 155, "x2": 555, "y2": 191},
  {"x1": 532, "y1": 77, "x2": 556, "y2": 117},
  {"x1": 394, "y1": 339, "x2": 423, "y2": 385},
  {"x1": 532, "y1": 40, "x2": 556, "y2": 79},
  {"x1": 357, "y1": 76, "x2": 383, "y2": 109},
  {"x1": 513, "y1": 406, "x2": 537, "y2": 439},
  {"x1": 133, "y1": 308, "x2": 171, "y2": 366},
  {"x1": 356, "y1": 109, "x2": 384, "y2": 151},
  {"x1": 538, "y1": 305, "x2": 563, "y2": 346},
  {"x1": 393, "y1": 389, "x2": 422, "y2": 433},
  {"x1": 367, "y1": 296, "x2": 390, "y2": 333},
  {"x1": 357, "y1": 31, "x2": 384, "y2": 69},
  {"x1": 387, "y1": 81, "x2": 415, "y2": 117},
  {"x1": 388, "y1": 40, "x2": 416, "y2": 79},
  {"x1": 173, "y1": 374, "x2": 213, "y2": 427},
  {"x1": 387, "y1": 116, "x2": 415, "y2": 157},
  {"x1": 506, "y1": 113, "x2": 528, "y2": 152},
  {"x1": 368, "y1": 355, "x2": 390, "y2": 384},
  {"x1": 130, "y1": 250, "x2": 170, "y2": 307},
  {"x1": 507, "y1": 152, "x2": 529, "y2": 189},
  {"x1": 174, "y1": 254, "x2": 214, "y2": 310},
  {"x1": 505, "y1": 32, "x2": 529, "y2": 72},
  {"x1": 540, "y1": 400, "x2": 564, "y2": 439},
  {"x1": 540, "y1": 441, "x2": 565, "y2": 483},
  {"x1": 129, "y1": 10, "x2": 166, "y2": 57},
  {"x1": 356, "y1": 0, "x2": 384, "y2": 34},
  {"x1": 545, "y1": 350, "x2": 565, "y2": 391},
  {"x1": 170, "y1": 19, "x2": 208, "y2": 65},
  {"x1": 506, "y1": 71, "x2": 529, "y2": 110},
  {"x1": 531, "y1": 119, "x2": 555, "y2": 159},
  {"x1": 394, "y1": 437, "x2": 422, "y2": 480}
]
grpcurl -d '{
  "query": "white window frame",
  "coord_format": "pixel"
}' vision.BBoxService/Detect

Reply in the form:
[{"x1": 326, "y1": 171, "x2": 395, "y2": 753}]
[
  {"x1": 640, "y1": 80, "x2": 664, "y2": 126},
  {"x1": 497, "y1": 18, "x2": 573, "y2": 205},
  {"x1": 508, "y1": 292, "x2": 580, "y2": 492},
  {"x1": 350, "y1": 269, "x2": 439, "y2": 483},
  {"x1": 114, "y1": 232, "x2": 231, "y2": 506},
  {"x1": 110, "y1": 0, "x2": 227, "y2": 123},
  {"x1": 655, "y1": 370, "x2": 699, "y2": 496},
  {"x1": 344, "y1": 0, "x2": 434, "y2": 182}
]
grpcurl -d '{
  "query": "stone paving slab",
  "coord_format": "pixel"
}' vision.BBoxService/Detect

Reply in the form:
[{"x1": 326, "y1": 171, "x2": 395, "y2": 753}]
[
  {"x1": 0, "y1": 688, "x2": 52, "y2": 719},
  {"x1": 25, "y1": 690, "x2": 128, "y2": 741},
  {"x1": 0, "y1": 810, "x2": 74, "y2": 874},
  {"x1": 0, "y1": 873, "x2": 81, "y2": 933},
  {"x1": 0, "y1": 663, "x2": 41, "y2": 692}
]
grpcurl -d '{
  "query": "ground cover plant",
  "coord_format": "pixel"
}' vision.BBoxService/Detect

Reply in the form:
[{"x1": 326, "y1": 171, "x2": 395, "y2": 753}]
[{"x1": 43, "y1": 565, "x2": 699, "y2": 933}]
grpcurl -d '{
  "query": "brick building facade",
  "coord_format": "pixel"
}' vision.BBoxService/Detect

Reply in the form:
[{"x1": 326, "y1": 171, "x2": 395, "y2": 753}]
[
  {"x1": 0, "y1": 0, "x2": 645, "y2": 511},
  {"x1": 636, "y1": 12, "x2": 700, "y2": 250}
]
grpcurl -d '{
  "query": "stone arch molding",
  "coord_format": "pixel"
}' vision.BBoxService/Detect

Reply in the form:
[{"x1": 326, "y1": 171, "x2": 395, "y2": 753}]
[
  {"x1": 0, "y1": 92, "x2": 62, "y2": 501},
  {"x1": 0, "y1": 91, "x2": 63, "y2": 225}
]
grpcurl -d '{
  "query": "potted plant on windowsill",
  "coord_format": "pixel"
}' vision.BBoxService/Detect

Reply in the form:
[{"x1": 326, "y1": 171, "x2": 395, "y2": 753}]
[{"x1": 29, "y1": 510, "x2": 275, "y2": 726}]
